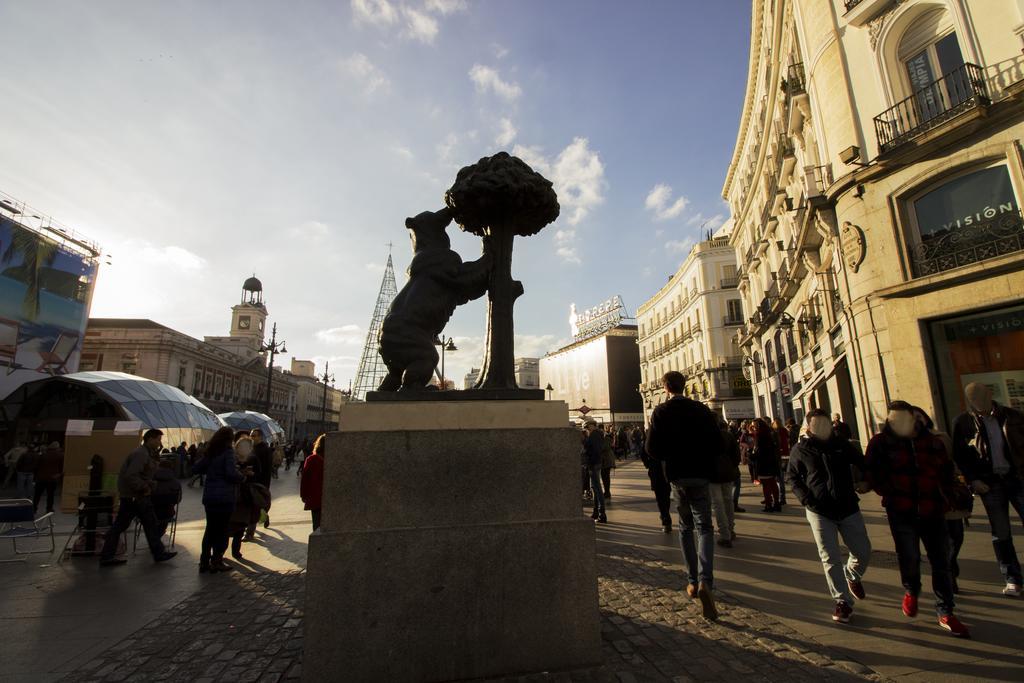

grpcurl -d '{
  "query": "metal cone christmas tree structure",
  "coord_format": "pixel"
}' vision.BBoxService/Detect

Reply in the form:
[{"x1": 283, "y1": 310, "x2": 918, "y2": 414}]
[{"x1": 351, "y1": 254, "x2": 398, "y2": 401}]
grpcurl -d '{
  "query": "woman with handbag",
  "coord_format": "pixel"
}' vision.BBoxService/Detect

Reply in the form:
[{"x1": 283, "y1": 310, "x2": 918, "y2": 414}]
[{"x1": 191, "y1": 426, "x2": 242, "y2": 573}]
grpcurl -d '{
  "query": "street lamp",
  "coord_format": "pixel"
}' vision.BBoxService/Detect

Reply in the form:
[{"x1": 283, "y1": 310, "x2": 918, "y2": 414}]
[
  {"x1": 319, "y1": 360, "x2": 336, "y2": 436},
  {"x1": 545, "y1": 383, "x2": 554, "y2": 400},
  {"x1": 260, "y1": 322, "x2": 287, "y2": 415},
  {"x1": 433, "y1": 335, "x2": 457, "y2": 390}
]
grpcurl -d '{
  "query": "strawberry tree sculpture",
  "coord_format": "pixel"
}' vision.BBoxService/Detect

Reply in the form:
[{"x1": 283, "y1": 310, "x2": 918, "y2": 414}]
[{"x1": 445, "y1": 152, "x2": 560, "y2": 390}]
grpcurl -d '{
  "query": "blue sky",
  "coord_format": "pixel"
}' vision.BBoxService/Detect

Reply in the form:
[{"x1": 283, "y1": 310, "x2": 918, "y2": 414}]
[{"x1": 0, "y1": 0, "x2": 750, "y2": 388}]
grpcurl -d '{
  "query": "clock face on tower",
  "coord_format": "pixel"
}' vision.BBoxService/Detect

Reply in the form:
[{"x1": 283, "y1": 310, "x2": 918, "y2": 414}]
[{"x1": 238, "y1": 316, "x2": 251, "y2": 329}]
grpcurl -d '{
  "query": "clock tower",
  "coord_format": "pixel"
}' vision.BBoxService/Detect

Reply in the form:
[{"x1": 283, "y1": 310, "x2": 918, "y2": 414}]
[{"x1": 230, "y1": 275, "x2": 268, "y2": 349}]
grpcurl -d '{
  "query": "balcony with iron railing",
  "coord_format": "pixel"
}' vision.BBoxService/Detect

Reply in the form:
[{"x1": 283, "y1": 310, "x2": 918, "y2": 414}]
[
  {"x1": 783, "y1": 62, "x2": 806, "y2": 100},
  {"x1": 723, "y1": 314, "x2": 745, "y2": 327},
  {"x1": 844, "y1": 1, "x2": 863, "y2": 12},
  {"x1": 874, "y1": 63, "x2": 989, "y2": 154},
  {"x1": 720, "y1": 276, "x2": 739, "y2": 288}
]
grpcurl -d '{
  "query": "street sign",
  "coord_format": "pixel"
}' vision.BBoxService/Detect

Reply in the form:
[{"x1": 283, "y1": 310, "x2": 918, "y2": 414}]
[{"x1": 578, "y1": 405, "x2": 591, "y2": 415}]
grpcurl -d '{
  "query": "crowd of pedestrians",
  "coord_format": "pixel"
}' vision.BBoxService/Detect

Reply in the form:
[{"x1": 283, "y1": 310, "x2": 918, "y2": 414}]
[{"x1": 592, "y1": 371, "x2": 1024, "y2": 640}]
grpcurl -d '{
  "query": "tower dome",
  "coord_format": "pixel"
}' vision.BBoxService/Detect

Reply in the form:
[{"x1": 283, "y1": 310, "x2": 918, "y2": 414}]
[{"x1": 243, "y1": 275, "x2": 263, "y2": 293}]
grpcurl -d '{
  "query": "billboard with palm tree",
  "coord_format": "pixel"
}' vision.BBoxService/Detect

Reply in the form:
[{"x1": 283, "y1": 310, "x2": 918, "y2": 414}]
[{"x1": 0, "y1": 214, "x2": 98, "y2": 400}]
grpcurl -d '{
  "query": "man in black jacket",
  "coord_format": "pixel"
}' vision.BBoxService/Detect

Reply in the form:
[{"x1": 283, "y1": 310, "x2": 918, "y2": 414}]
[
  {"x1": 582, "y1": 420, "x2": 607, "y2": 523},
  {"x1": 710, "y1": 419, "x2": 741, "y2": 548},
  {"x1": 786, "y1": 409, "x2": 871, "y2": 624},
  {"x1": 952, "y1": 382, "x2": 1024, "y2": 597},
  {"x1": 645, "y1": 371, "x2": 722, "y2": 621}
]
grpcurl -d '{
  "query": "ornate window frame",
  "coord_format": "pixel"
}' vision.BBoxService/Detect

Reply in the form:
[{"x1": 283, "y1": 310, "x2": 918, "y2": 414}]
[{"x1": 892, "y1": 146, "x2": 1024, "y2": 281}]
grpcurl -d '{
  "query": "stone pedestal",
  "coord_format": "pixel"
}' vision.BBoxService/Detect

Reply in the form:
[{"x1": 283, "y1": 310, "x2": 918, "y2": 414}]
[{"x1": 303, "y1": 400, "x2": 600, "y2": 682}]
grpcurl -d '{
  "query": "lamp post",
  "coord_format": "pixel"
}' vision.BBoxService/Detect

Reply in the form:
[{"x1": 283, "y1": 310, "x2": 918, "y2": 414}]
[
  {"x1": 260, "y1": 322, "x2": 287, "y2": 415},
  {"x1": 433, "y1": 335, "x2": 458, "y2": 390},
  {"x1": 545, "y1": 383, "x2": 554, "y2": 400},
  {"x1": 319, "y1": 361, "x2": 336, "y2": 436}
]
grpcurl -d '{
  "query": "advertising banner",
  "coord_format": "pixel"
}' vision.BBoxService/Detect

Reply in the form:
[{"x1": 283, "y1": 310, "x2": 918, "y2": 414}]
[{"x1": 0, "y1": 214, "x2": 99, "y2": 400}]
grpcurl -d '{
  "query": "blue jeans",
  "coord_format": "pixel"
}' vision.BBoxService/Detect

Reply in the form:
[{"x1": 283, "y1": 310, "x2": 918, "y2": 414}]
[
  {"x1": 887, "y1": 513, "x2": 955, "y2": 616},
  {"x1": 805, "y1": 510, "x2": 871, "y2": 603},
  {"x1": 589, "y1": 466, "x2": 604, "y2": 516},
  {"x1": 670, "y1": 478, "x2": 714, "y2": 587},
  {"x1": 732, "y1": 474, "x2": 742, "y2": 507},
  {"x1": 977, "y1": 473, "x2": 1024, "y2": 584}
]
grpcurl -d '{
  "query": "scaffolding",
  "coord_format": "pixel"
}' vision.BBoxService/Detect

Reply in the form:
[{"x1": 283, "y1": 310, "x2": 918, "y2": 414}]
[{"x1": 351, "y1": 254, "x2": 398, "y2": 401}]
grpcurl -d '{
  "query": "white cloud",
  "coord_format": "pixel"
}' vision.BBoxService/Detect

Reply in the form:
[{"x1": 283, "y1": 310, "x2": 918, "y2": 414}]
[
  {"x1": 338, "y1": 53, "x2": 390, "y2": 96},
  {"x1": 351, "y1": 0, "x2": 398, "y2": 26},
  {"x1": 140, "y1": 244, "x2": 206, "y2": 270},
  {"x1": 402, "y1": 6, "x2": 439, "y2": 44},
  {"x1": 436, "y1": 132, "x2": 459, "y2": 165},
  {"x1": 494, "y1": 118, "x2": 516, "y2": 147},
  {"x1": 468, "y1": 64, "x2": 522, "y2": 101},
  {"x1": 315, "y1": 324, "x2": 364, "y2": 345},
  {"x1": 645, "y1": 183, "x2": 688, "y2": 221},
  {"x1": 425, "y1": 0, "x2": 467, "y2": 15},
  {"x1": 512, "y1": 137, "x2": 606, "y2": 264},
  {"x1": 491, "y1": 42, "x2": 509, "y2": 59},
  {"x1": 365, "y1": 262, "x2": 385, "y2": 272},
  {"x1": 391, "y1": 144, "x2": 415, "y2": 161},
  {"x1": 686, "y1": 212, "x2": 726, "y2": 231},
  {"x1": 286, "y1": 220, "x2": 330, "y2": 241},
  {"x1": 665, "y1": 237, "x2": 694, "y2": 255}
]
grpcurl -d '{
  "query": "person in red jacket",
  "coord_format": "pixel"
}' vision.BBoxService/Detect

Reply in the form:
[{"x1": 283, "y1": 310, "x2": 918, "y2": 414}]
[
  {"x1": 300, "y1": 434, "x2": 325, "y2": 530},
  {"x1": 865, "y1": 401, "x2": 969, "y2": 638}
]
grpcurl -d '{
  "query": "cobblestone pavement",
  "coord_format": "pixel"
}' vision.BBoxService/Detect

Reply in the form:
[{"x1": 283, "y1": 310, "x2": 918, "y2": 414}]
[{"x1": 62, "y1": 541, "x2": 886, "y2": 683}]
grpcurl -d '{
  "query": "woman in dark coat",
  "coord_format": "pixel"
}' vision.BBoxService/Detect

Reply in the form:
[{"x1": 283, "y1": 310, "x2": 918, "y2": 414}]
[
  {"x1": 229, "y1": 434, "x2": 258, "y2": 559},
  {"x1": 751, "y1": 419, "x2": 782, "y2": 512},
  {"x1": 300, "y1": 434, "x2": 326, "y2": 530},
  {"x1": 191, "y1": 426, "x2": 242, "y2": 573}
]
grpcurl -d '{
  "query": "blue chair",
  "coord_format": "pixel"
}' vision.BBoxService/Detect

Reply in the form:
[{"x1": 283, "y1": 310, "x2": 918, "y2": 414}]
[{"x1": 0, "y1": 498, "x2": 55, "y2": 561}]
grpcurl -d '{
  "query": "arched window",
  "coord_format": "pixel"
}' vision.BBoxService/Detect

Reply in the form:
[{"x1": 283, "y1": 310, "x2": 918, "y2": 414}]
[
  {"x1": 752, "y1": 351, "x2": 763, "y2": 383},
  {"x1": 765, "y1": 341, "x2": 776, "y2": 375},
  {"x1": 905, "y1": 162, "x2": 1022, "y2": 276}
]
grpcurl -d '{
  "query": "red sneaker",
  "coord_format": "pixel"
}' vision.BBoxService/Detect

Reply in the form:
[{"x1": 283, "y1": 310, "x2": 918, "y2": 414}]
[
  {"x1": 832, "y1": 600, "x2": 852, "y2": 624},
  {"x1": 902, "y1": 593, "x2": 918, "y2": 618},
  {"x1": 938, "y1": 614, "x2": 970, "y2": 638},
  {"x1": 848, "y1": 579, "x2": 866, "y2": 601}
]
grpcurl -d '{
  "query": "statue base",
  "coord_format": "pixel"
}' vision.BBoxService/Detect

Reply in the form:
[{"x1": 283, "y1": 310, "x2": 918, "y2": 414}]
[
  {"x1": 303, "y1": 400, "x2": 600, "y2": 682},
  {"x1": 365, "y1": 388, "x2": 545, "y2": 401}
]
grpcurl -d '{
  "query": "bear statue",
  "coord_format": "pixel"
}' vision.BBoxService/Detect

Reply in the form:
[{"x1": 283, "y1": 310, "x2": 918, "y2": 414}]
[{"x1": 377, "y1": 207, "x2": 491, "y2": 391}]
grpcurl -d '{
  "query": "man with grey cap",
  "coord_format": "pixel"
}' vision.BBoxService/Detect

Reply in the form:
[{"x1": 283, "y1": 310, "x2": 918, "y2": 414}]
[{"x1": 953, "y1": 382, "x2": 1024, "y2": 596}]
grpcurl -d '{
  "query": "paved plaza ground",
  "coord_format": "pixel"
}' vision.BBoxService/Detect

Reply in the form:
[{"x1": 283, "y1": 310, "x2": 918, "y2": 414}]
[{"x1": 2, "y1": 461, "x2": 1022, "y2": 682}]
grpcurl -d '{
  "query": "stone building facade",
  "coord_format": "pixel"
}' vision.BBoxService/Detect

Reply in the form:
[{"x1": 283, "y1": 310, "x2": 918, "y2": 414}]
[
  {"x1": 637, "y1": 229, "x2": 754, "y2": 424},
  {"x1": 725, "y1": 0, "x2": 1024, "y2": 439},
  {"x1": 290, "y1": 358, "x2": 346, "y2": 443},
  {"x1": 80, "y1": 278, "x2": 299, "y2": 436}
]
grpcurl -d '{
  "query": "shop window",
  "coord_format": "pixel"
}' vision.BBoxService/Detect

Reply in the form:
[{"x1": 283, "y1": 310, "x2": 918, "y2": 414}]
[
  {"x1": 907, "y1": 164, "x2": 1023, "y2": 276},
  {"x1": 929, "y1": 304, "x2": 1024, "y2": 429}
]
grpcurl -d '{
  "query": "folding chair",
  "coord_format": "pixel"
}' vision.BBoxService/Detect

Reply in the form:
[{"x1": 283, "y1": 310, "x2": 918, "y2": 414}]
[
  {"x1": 0, "y1": 498, "x2": 55, "y2": 561},
  {"x1": 58, "y1": 491, "x2": 116, "y2": 563}
]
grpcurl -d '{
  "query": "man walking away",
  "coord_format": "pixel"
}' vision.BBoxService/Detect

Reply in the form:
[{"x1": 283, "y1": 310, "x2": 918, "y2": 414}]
[
  {"x1": 582, "y1": 420, "x2": 606, "y2": 523},
  {"x1": 249, "y1": 429, "x2": 274, "y2": 534},
  {"x1": 99, "y1": 429, "x2": 177, "y2": 566},
  {"x1": 710, "y1": 418, "x2": 740, "y2": 547},
  {"x1": 645, "y1": 371, "x2": 722, "y2": 621},
  {"x1": 952, "y1": 382, "x2": 1024, "y2": 597},
  {"x1": 787, "y1": 409, "x2": 871, "y2": 624}
]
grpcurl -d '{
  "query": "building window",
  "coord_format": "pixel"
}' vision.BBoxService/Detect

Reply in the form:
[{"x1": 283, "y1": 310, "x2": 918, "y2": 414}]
[
  {"x1": 928, "y1": 304, "x2": 1024, "y2": 429},
  {"x1": 907, "y1": 164, "x2": 1022, "y2": 277},
  {"x1": 902, "y1": 30, "x2": 966, "y2": 120},
  {"x1": 727, "y1": 299, "x2": 743, "y2": 323}
]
